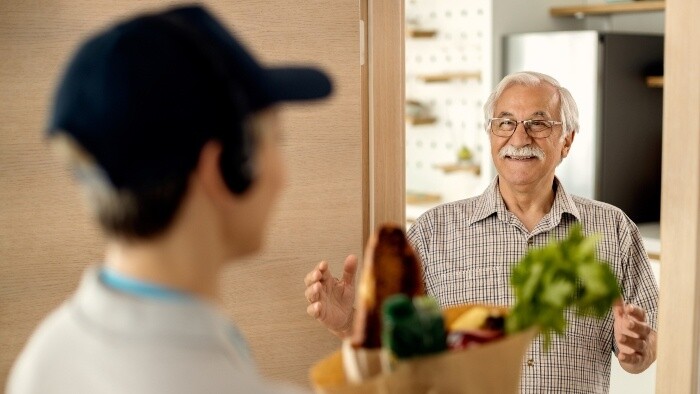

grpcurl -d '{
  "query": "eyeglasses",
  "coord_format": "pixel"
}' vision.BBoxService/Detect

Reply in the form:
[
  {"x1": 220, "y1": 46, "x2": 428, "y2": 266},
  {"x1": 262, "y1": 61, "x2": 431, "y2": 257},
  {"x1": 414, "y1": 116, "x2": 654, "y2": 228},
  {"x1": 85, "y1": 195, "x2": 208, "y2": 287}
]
[{"x1": 488, "y1": 117, "x2": 562, "y2": 138}]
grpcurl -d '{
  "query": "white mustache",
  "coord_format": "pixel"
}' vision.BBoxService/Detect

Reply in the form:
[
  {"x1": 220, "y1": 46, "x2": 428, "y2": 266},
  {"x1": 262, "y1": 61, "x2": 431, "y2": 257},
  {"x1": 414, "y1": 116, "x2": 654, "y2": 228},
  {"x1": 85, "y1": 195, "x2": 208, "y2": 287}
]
[{"x1": 498, "y1": 145, "x2": 545, "y2": 160}]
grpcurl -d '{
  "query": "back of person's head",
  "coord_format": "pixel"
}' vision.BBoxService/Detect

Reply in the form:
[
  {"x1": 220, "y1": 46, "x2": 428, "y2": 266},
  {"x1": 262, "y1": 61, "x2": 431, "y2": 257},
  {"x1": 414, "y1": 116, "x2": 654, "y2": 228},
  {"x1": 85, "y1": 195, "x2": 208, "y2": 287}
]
[
  {"x1": 49, "y1": 5, "x2": 332, "y2": 240},
  {"x1": 484, "y1": 71, "x2": 579, "y2": 136}
]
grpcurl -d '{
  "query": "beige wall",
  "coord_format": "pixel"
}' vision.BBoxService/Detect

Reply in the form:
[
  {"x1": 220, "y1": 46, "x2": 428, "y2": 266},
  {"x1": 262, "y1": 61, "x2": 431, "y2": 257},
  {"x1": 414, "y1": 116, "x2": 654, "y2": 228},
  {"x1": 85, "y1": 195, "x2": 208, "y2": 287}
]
[{"x1": 0, "y1": 0, "x2": 363, "y2": 388}]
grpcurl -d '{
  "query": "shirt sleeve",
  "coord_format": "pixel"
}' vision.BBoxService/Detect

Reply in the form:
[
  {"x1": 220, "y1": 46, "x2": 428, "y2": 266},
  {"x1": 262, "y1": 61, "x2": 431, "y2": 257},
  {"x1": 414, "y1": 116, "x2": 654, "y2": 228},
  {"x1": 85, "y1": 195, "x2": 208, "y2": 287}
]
[
  {"x1": 406, "y1": 212, "x2": 433, "y2": 294},
  {"x1": 619, "y1": 215, "x2": 660, "y2": 333}
]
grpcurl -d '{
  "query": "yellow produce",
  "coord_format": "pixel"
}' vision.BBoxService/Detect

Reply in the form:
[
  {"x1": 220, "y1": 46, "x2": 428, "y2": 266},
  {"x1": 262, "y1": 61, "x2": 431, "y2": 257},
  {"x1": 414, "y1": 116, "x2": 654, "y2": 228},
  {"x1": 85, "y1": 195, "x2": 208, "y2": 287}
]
[{"x1": 449, "y1": 306, "x2": 490, "y2": 331}]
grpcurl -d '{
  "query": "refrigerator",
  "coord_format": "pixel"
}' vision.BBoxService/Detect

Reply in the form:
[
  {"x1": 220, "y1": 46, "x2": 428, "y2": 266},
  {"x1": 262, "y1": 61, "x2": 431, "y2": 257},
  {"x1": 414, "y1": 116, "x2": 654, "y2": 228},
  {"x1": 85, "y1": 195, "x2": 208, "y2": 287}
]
[{"x1": 504, "y1": 31, "x2": 663, "y2": 224}]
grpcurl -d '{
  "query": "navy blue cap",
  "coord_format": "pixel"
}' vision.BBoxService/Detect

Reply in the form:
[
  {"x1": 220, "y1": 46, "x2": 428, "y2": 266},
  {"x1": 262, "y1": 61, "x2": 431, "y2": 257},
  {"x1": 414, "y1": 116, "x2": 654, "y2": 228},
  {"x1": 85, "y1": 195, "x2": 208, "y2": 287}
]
[{"x1": 49, "y1": 5, "x2": 332, "y2": 189}]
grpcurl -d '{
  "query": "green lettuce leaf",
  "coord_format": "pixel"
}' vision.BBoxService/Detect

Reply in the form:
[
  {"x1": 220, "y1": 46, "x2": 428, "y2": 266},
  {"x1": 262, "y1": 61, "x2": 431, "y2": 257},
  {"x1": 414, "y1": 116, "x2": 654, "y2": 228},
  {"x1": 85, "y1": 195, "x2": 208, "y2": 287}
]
[{"x1": 506, "y1": 224, "x2": 621, "y2": 349}]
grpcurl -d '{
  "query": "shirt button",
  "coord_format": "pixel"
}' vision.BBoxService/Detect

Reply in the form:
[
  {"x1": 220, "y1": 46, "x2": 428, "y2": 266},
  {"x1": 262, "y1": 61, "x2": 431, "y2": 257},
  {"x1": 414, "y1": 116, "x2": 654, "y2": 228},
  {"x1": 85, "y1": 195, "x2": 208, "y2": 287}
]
[
  {"x1": 527, "y1": 239, "x2": 534, "y2": 246},
  {"x1": 527, "y1": 359, "x2": 534, "y2": 367}
]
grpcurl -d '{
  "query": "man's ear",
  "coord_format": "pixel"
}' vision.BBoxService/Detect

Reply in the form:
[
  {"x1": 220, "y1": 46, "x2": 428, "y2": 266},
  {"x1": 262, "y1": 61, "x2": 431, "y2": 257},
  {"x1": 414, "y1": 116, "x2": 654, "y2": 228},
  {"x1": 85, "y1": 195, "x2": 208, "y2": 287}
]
[
  {"x1": 561, "y1": 130, "x2": 575, "y2": 158},
  {"x1": 194, "y1": 140, "x2": 232, "y2": 205}
]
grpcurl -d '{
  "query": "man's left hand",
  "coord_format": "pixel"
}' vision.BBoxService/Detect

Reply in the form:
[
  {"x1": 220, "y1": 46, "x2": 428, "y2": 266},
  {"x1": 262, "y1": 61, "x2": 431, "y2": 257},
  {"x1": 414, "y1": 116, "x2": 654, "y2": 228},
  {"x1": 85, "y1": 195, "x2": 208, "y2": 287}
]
[{"x1": 613, "y1": 299, "x2": 657, "y2": 374}]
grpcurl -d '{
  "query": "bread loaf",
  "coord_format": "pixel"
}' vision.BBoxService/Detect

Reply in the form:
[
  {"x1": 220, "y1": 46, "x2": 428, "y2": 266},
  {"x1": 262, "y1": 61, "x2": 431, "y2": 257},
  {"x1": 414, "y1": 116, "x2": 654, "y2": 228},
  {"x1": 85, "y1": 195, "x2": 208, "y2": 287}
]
[{"x1": 351, "y1": 224, "x2": 425, "y2": 348}]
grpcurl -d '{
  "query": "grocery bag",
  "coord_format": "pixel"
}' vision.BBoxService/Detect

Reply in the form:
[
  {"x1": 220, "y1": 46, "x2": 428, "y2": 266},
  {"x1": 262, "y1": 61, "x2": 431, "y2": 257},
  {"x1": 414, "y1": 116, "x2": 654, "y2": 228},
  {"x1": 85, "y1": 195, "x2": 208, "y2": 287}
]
[{"x1": 310, "y1": 305, "x2": 538, "y2": 394}]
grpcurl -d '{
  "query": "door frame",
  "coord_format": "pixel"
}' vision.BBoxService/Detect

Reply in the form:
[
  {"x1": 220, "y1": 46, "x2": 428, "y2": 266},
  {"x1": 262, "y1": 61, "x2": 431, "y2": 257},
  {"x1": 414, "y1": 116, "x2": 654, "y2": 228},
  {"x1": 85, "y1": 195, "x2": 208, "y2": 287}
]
[
  {"x1": 365, "y1": 0, "x2": 405, "y2": 237},
  {"x1": 656, "y1": 0, "x2": 700, "y2": 391}
]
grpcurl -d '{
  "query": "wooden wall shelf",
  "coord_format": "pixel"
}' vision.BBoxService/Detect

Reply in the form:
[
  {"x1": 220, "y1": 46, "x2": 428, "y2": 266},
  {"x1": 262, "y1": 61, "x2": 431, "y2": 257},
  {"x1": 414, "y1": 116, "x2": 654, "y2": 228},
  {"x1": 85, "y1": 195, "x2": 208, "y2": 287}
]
[
  {"x1": 407, "y1": 29, "x2": 437, "y2": 38},
  {"x1": 646, "y1": 75, "x2": 664, "y2": 88},
  {"x1": 406, "y1": 116, "x2": 437, "y2": 125},
  {"x1": 416, "y1": 71, "x2": 481, "y2": 83},
  {"x1": 434, "y1": 163, "x2": 481, "y2": 175},
  {"x1": 406, "y1": 192, "x2": 441, "y2": 205},
  {"x1": 551, "y1": 1, "x2": 665, "y2": 18}
]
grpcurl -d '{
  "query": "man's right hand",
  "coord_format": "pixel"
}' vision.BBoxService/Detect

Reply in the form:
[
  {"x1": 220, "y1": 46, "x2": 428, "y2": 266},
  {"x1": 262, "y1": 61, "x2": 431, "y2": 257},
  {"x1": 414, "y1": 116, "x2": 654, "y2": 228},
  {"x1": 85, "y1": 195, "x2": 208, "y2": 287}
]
[{"x1": 304, "y1": 254, "x2": 358, "y2": 338}]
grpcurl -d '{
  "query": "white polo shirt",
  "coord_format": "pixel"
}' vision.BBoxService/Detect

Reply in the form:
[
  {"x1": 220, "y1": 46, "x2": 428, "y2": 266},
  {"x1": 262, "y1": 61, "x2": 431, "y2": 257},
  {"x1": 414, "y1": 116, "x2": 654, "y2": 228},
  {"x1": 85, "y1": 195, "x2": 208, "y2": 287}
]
[{"x1": 7, "y1": 266, "x2": 306, "y2": 394}]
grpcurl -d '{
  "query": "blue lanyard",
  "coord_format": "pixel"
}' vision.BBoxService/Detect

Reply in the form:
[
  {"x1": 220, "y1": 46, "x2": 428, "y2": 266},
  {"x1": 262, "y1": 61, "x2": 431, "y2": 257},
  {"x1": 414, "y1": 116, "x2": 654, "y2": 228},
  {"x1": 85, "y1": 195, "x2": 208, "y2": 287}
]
[{"x1": 99, "y1": 267, "x2": 188, "y2": 300}]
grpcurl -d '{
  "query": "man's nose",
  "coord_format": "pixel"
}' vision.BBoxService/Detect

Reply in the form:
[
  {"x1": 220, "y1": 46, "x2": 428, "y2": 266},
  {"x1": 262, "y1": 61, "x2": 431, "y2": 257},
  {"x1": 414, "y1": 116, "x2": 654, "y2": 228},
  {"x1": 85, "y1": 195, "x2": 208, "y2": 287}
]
[{"x1": 508, "y1": 122, "x2": 532, "y2": 147}]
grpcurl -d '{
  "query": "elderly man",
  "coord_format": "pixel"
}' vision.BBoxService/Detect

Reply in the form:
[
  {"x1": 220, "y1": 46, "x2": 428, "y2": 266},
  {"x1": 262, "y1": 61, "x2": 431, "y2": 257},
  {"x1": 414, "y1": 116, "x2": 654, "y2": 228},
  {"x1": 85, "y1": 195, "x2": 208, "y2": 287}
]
[{"x1": 304, "y1": 71, "x2": 658, "y2": 393}]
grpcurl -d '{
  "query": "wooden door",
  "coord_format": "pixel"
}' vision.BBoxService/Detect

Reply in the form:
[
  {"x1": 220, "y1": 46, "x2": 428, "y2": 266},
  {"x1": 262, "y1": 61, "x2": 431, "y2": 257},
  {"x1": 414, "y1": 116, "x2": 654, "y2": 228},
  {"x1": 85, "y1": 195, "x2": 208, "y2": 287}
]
[
  {"x1": 0, "y1": 0, "x2": 363, "y2": 388},
  {"x1": 656, "y1": 0, "x2": 700, "y2": 392}
]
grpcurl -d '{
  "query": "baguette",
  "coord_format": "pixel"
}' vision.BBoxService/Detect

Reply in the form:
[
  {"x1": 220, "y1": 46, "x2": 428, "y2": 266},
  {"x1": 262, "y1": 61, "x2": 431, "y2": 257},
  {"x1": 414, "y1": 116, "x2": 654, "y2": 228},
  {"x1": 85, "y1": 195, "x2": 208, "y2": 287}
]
[{"x1": 351, "y1": 224, "x2": 425, "y2": 348}]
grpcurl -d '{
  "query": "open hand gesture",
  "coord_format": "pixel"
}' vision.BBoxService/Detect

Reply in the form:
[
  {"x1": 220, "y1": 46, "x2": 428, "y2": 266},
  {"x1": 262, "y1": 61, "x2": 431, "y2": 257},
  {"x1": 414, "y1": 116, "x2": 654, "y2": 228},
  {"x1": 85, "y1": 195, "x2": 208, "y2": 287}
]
[
  {"x1": 613, "y1": 299, "x2": 657, "y2": 374},
  {"x1": 304, "y1": 255, "x2": 358, "y2": 338}
]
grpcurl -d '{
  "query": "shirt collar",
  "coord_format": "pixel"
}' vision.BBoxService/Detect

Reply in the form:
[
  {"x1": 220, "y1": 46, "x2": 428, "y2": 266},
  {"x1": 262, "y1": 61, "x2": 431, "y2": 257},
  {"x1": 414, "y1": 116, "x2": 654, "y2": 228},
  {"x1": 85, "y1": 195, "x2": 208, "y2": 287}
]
[
  {"x1": 468, "y1": 176, "x2": 581, "y2": 227},
  {"x1": 548, "y1": 176, "x2": 581, "y2": 224},
  {"x1": 73, "y1": 266, "x2": 256, "y2": 370},
  {"x1": 468, "y1": 176, "x2": 502, "y2": 226}
]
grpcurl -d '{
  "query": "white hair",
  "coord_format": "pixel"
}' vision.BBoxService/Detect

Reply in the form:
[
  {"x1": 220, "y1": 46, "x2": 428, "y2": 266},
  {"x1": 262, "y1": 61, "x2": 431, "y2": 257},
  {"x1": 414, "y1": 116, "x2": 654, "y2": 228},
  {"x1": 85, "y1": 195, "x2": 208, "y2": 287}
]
[
  {"x1": 51, "y1": 133, "x2": 137, "y2": 227},
  {"x1": 50, "y1": 133, "x2": 190, "y2": 239},
  {"x1": 484, "y1": 71, "x2": 579, "y2": 137}
]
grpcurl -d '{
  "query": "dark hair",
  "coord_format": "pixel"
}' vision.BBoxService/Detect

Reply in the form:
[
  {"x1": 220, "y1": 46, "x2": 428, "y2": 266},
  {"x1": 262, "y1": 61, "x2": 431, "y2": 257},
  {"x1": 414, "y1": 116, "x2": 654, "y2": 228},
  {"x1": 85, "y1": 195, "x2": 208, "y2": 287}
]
[{"x1": 95, "y1": 175, "x2": 190, "y2": 239}]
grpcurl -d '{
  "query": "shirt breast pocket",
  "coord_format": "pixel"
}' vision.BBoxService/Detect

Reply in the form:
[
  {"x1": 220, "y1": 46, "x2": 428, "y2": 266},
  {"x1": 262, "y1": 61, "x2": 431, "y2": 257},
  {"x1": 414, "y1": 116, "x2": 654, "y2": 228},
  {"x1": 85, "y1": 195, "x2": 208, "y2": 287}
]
[{"x1": 433, "y1": 266, "x2": 513, "y2": 308}]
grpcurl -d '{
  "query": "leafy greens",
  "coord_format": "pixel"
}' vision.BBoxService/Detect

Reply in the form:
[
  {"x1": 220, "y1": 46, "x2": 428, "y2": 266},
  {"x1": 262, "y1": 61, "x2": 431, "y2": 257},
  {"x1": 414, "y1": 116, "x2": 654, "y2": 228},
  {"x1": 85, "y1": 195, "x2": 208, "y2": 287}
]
[{"x1": 505, "y1": 223, "x2": 621, "y2": 348}]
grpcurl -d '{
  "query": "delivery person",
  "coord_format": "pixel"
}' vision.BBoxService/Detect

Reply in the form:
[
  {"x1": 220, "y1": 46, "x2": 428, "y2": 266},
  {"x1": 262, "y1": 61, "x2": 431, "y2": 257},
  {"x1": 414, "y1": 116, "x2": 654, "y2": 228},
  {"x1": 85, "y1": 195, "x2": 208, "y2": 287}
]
[{"x1": 7, "y1": 5, "x2": 330, "y2": 394}]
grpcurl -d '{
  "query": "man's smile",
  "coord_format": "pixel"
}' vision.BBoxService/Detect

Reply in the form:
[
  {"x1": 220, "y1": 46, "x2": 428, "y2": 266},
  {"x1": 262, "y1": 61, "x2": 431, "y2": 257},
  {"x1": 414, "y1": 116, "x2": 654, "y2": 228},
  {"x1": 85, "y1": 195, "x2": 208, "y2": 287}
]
[{"x1": 504, "y1": 155, "x2": 538, "y2": 161}]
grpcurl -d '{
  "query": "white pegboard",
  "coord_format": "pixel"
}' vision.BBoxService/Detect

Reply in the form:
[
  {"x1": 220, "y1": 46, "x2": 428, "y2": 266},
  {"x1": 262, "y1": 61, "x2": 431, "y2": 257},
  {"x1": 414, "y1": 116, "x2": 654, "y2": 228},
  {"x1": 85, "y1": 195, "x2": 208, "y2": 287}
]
[{"x1": 405, "y1": 0, "x2": 493, "y2": 216}]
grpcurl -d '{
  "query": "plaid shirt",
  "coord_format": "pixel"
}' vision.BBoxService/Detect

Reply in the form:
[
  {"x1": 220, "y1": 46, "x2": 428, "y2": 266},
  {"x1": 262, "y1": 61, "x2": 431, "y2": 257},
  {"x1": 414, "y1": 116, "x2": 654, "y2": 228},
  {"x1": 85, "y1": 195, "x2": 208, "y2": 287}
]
[{"x1": 407, "y1": 177, "x2": 659, "y2": 394}]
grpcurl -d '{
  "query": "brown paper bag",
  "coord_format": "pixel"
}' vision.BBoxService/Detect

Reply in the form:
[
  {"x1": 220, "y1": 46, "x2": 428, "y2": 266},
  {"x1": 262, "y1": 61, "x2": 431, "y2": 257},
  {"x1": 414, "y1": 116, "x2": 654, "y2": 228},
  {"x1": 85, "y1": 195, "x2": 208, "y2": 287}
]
[{"x1": 310, "y1": 305, "x2": 538, "y2": 394}]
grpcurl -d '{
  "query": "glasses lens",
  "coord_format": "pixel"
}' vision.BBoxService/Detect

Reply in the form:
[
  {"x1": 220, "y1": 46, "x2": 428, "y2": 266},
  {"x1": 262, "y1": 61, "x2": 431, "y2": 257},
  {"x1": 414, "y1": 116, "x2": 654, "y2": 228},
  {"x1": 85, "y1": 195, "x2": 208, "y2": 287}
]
[
  {"x1": 490, "y1": 118, "x2": 558, "y2": 138},
  {"x1": 491, "y1": 118, "x2": 514, "y2": 136},
  {"x1": 527, "y1": 120, "x2": 550, "y2": 133}
]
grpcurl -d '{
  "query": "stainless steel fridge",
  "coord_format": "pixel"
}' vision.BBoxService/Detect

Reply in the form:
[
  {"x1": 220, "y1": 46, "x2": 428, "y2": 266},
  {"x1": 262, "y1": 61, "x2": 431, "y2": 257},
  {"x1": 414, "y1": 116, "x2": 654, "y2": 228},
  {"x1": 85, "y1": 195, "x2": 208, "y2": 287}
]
[{"x1": 504, "y1": 31, "x2": 663, "y2": 224}]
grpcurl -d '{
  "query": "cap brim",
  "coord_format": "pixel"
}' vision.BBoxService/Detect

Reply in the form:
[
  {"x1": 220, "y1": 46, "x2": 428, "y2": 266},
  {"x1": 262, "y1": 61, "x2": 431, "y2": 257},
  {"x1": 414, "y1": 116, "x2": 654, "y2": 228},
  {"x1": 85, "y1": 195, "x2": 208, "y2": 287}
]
[{"x1": 263, "y1": 67, "x2": 333, "y2": 104}]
